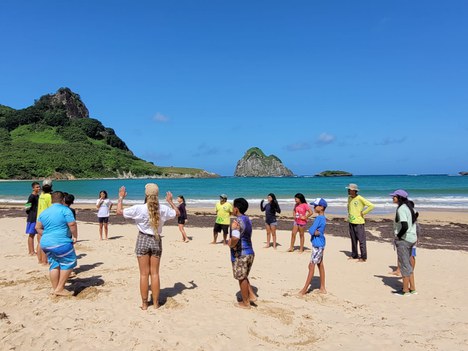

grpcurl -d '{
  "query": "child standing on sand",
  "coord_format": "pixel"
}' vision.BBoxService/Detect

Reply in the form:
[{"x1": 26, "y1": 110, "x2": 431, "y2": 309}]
[
  {"x1": 299, "y1": 198, "x2": 327, "y2": 295},
  {"x1": 96, "y1": 190, "x2": 112, "y2": 240},
  {"x1": 228, "y1": 198, "x2": 256, "y2": 309},
  {"x1": 288, "y1": 193, "x2": 313, "y2": 253},
  {"x1": 177, "y1": 195, "x2": 190, "y2": 242}
]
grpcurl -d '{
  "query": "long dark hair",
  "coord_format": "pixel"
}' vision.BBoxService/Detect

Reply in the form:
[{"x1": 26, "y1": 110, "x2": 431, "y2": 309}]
[
  {"x1": 294, "y1": 193, "x2": 307, "y2": 208},
  {"x1": 178, "y1": 195, "x2": 186, "y2": 205},
  {"x1": 396, "y1": 196, "x2": 417, "y2": 223},
  {"x1": 268, "y1": 193, "x2": 280, "y2": 214}
]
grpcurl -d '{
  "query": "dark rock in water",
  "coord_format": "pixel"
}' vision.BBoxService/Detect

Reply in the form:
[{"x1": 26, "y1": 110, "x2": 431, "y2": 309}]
[
  {"x1": 234, "y1": 147, "x2": 294, "y2": 177},
  {"x1": 315, "y1": 170, "x2": 352, "y2": 177},
  {"x1": 459, "y1": 172, "x2": 468, "y2": 176}
]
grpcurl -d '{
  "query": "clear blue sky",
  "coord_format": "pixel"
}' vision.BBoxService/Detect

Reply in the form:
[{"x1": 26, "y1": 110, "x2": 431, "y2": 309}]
[{"x1": 1, "y1": 1, "x2": 467, "y2": 176}]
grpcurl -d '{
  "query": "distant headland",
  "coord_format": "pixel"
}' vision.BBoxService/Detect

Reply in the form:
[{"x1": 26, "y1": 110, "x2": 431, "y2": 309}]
[{"x1": 0, "y1": 88, "x2": 218, "y2": 180}]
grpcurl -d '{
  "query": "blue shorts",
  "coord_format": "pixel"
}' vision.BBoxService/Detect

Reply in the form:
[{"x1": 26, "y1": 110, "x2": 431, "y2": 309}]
[
  {"x1": 25, "y1": 222, "x2": 37, "y2": 235},
  {"x1": 412, "y1": 247, "x2": 416, "y2": 257},
  {"x1": 41, "y1": 242, "x2": 77, "y2": 271}
]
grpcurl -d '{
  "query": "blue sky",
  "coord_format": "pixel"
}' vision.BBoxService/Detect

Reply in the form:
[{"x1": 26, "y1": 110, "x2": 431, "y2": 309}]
[{"x1": 1, "y1": 1, "x2": 467, "y2": 176}]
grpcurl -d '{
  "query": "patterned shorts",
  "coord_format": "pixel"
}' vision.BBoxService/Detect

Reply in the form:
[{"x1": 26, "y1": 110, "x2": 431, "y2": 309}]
[
  {"x1": 135, "y1": 232, "x2": 162, "y2": 257},
  {"x1": 310, "y1": 247, "x2": 324, "y2": 264},
  {"x1": 232, "y1": 255, "x2": 254, "y2": 280}
]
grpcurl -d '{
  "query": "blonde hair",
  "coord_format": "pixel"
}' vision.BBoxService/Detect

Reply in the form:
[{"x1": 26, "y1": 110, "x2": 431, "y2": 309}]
[{"x1": 146, "y1": 194, "x2": 160, "y2": 232}]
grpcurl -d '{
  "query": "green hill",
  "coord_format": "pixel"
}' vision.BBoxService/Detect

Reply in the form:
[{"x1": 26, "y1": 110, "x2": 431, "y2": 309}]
[{"x1": 0, "y1": 88, "x2": 216, "y2": 179}]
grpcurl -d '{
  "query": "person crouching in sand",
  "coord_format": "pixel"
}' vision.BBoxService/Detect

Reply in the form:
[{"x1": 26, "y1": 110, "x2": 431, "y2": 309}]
[
  {"x1": 36, "y1": 191, "x2": 78, "y2": 296},
  {"x1": 116, "y1": 183, "x2": 179, "y2": 310},
  {"x1": 299, "y1": 198, "x2": 327, "y2": 295},
  {"x1": 228, "y1": 198, "x2": 256, "y2": 309}
]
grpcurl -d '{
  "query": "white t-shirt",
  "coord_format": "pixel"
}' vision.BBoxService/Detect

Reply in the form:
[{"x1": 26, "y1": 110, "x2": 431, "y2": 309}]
[
  {"x1": 123, "y1": 204, "x2": 176, "y2": 235},
  {"x1": 97, "y1": 199, "x2": 113, "y2": 218}
]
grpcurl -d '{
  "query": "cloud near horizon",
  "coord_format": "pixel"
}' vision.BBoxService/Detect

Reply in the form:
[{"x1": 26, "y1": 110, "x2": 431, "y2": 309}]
[
  {"x1": 316, "y1": 132, "x2": 335, "y2": 145},
  {"x1": 375, "y1": 136, "x2": 406, "y2": 146},
  {"x1": 285, "y1": 142, "x2": 311, "y2": 151},
  {"x1": 192, "y1": 143, "x2": 219, "y2": 157},
  {"x1": 152, "y1": 112, "x2": 170, "y2": 123}
]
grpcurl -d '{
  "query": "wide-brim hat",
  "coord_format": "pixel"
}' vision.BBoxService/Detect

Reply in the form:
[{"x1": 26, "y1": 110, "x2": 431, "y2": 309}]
[{"x1": 346, "y1": 183, "x2": 359, "y2": 191}]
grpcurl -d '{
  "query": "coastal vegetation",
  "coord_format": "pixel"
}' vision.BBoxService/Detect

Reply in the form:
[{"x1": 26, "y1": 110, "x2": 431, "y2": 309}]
[
  {"x1": 0, "y1": 88, "x2": 215, "y2": 179},
  {"x1": 315, "y1": 170, "x2": 352, "y2": 177}
]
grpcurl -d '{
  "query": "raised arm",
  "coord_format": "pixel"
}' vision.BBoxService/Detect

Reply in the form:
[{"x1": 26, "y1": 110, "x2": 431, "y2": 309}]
[{"x1": 116, "y1": 186, "x2": 127, "y2": 216}]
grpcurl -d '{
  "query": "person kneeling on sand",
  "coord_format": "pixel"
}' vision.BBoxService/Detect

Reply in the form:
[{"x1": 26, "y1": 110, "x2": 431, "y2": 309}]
[
  {"x1": 299, "y1": 198, "x2": 327, "y2": 295},
  {"x1": 36, "y1": 191, "x2": 78, "y2": 296},
  {"x1": 228, "y1": 198, "x2": 256, "y2": 309}
]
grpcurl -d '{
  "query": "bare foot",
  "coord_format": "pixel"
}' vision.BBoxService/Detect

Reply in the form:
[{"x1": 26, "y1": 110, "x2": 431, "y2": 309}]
[
  {"x1": 140, "y1": 300, "x2": 149, "y2": 310},
  {"x1": 210, "y1": 241, "x2": 216, "y2": 244},
  {"x1": 299, "y1": 249, "x2": 304, "y2": 254},
  {"x1": 348, "y1": 257, "x2": 357, "y2": 260},
  {"x1": 263, "y1": 245, "x2": 270, "y2": 248},
  {"x1": 287, "y1": 248, "x2": 294, "y2": 252},
  {"x1": 357, "y1": 258, "x2": 367, "y2": 263},
  {"x1": 249, "y1": 295, "x2": 257, "y2": 303},
  {"x1": 184, "y1": 239, "x2": 190, "y2": 243},
  {"x1": 54, "y1": 289, "x2": 73, "y2": 297},
  {"x1": 234, "y1": 302, "x2": 251, "y2": 309},
  {"x1": 298, "y1": 290, "x2": 307, "y2": 296},
  {"x1": 318, "y1": 288, "x2": 327, "y2": 294}
]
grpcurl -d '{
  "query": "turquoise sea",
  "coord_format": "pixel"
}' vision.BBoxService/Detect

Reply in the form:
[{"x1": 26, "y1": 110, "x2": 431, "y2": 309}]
[{"x1": 1, "y1": 175, "x2": 467, "y2": 215}]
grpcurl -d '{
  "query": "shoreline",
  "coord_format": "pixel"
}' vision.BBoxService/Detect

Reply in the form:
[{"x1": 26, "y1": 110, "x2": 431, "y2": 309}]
[
  {"x1": 2, "y1": 202, "x2": 467, "y2": 225},
  {"x1": 2, "y1": 204, "x2": 467, "y2": 252}
]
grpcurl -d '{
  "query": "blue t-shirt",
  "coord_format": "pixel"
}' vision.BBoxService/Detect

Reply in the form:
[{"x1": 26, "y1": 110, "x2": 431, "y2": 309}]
[
  {"x1": 230, "y1": 214, "x2": 254, "y2": 261},
  {"x1": 39, "y1": 203, "x2": 76, "y2": 247},
  {"x1": 308, "y1": 215, "x2": 326, "y2": 248}
]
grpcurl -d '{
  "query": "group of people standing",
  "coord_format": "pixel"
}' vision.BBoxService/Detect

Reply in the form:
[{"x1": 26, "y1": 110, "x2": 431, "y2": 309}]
[{"x1": 24, "y1": 179, "x2": 419, "y2": 309}]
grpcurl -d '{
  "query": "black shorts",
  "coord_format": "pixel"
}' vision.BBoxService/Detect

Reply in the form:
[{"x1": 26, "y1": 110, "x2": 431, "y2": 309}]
[
  {"x1": 213, "y1": 223, "x2": 229, "y2": 235},
  {"x1": 98, "y1": 217, "x2": 109, "y2": 224},
  {"x1": 178, "y1": 217, "x2": 186, "y2": 225}
]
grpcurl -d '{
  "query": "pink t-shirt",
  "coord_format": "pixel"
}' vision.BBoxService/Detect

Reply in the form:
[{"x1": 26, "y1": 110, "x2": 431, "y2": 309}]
[{"x1": 294, "y1": 203, "x2": 311, "y2": 226}]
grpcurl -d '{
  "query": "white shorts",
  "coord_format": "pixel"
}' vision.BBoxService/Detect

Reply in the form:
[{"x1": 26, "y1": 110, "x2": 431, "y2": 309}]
[{"x1": 310, "y1": 247, "x2": 324, "y2": 264}]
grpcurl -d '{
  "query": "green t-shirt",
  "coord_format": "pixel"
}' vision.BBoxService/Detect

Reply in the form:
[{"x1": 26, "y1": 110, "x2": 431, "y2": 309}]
[
  {"x1": 215, "y1": 201, "x2": 233, "y2": 225},
  {"x1": 37, "y1": 193, "x2": 52, "y2": 219},
  {"x1": 393, "y1": 204, "x2": 417, "y2": 243},
  {"x1": 347, "y1": 195, "x2": 374, "y2": 224}
]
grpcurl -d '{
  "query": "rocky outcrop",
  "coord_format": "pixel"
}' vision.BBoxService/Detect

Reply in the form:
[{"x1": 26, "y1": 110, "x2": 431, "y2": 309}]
[
  {"x1": 460, "y1": 172, "x2": 468, "y2": 176},
  {"x1": 234, "y1": 147, "x2": 294, "y2": 177},
  {"x1": 315, "y1": 170, "x2": 352, "y2": 177},
  {"x1": 35, "y1": 87, "x2": 89, "y2": 119}
]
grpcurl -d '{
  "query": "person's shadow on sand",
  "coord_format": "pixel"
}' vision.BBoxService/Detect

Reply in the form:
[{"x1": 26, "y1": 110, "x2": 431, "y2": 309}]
[
  {"x1": 68, "y1": 275, "x2": 105, "y2": 296},
  {"x1": 339, "y1": 250, "x2": 354, "y2": 258},
  {"x1": 74, "y1": 262, "x2": 103, "y2": 274},
  {"x1": 374, "y1": 274, "x2": 402, "y2": 291},
  {"x1": 159, "y1": 280, "x2": 197, "y2": 305},
  {"x1": 236, "y1": 285, "x2": 259, "y2": 306}
]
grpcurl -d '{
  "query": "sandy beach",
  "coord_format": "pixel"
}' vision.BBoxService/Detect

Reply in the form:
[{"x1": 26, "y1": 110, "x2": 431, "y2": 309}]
[{"x1": 1, "y1": 207, "x2": 467, "y2": 350}]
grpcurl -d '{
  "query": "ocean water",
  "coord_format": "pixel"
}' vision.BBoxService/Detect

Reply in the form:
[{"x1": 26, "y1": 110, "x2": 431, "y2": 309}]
[{"x1": 1, "y1": 175, "x2": 467, "y2": 215}]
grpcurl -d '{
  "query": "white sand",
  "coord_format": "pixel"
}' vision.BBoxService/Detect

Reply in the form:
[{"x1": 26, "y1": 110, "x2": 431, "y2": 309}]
[{"x1": 1, "y1": 216, "x2": 467, "y2": 350}]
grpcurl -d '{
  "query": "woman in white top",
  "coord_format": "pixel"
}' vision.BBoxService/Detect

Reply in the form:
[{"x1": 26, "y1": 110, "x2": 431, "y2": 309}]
[
  {"x1": 116, "y1": 183, "x2": 179, "y2": 310},
  {"x1": 96, "y1": 190, "x2": 113, "y2": 240}
]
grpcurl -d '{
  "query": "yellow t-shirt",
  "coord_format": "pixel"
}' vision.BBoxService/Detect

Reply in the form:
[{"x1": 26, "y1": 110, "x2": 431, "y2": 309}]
[
  {"x1": 347, "y1": 195, "x2": 374, "y2": 224},
  {"x1": 215, "y1": 201, "x2": 233, "y2": 225},
  {"x1": 37, "y1": 193, "x2": 52, "y2": 219}
]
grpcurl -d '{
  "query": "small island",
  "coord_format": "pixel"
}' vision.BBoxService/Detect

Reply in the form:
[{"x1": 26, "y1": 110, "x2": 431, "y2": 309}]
[
  {"x1": 460, "y1": 172, "x2": 468, "y2": 176},
  {"x1": 315, "y1": 170, "x2": 352, "y2": 177}
]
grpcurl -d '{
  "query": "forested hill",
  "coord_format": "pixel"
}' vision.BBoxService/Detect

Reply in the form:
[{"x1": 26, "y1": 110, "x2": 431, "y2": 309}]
[{"x1": 0, "y1": 88, "x2": 216, "y2": 179}]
